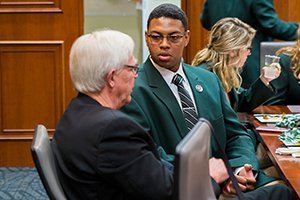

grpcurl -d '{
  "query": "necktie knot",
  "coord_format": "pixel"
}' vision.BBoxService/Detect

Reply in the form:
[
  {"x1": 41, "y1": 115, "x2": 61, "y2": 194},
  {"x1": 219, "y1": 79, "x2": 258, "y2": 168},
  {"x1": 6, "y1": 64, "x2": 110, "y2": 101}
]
[{"x1": 172, "y1": 74, "x2": 183, "y2": 86}]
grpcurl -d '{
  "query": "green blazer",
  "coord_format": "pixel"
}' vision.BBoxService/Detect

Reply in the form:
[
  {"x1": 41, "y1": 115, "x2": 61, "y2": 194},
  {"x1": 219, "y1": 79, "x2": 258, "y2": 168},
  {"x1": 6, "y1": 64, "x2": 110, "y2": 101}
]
[
  {"x1": 263, "y1": 54, "x2": 300, "y2": 105},
  {"x1": 122, "y1": 58, "x2": 274, "y2": 187},
  {"x1": 197, "y1": 63, "x2": 275, "y2": 112},
  {"x1": 197, "y1": 63, "x2": 277, "y2": 148},
  {"x1": 200, "y1": 0, "x2": 298, "y2": 88}
]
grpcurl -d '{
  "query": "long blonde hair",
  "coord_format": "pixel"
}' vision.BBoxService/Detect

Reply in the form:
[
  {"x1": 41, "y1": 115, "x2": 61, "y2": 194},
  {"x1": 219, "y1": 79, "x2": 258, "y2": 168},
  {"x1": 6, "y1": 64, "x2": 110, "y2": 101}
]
[
  {"x1": 276, "y1": 40, "x2": 300, "y2": 79},
  {"x1": 192, "y1": 17, "x2": 256, "y2": 92}
]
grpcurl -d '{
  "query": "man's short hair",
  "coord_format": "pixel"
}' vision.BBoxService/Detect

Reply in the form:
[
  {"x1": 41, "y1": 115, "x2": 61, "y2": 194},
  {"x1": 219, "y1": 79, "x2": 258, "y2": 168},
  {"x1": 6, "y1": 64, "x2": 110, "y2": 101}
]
[{"x1": 147, "y1": 3, "x2": 188, "y2": 31}]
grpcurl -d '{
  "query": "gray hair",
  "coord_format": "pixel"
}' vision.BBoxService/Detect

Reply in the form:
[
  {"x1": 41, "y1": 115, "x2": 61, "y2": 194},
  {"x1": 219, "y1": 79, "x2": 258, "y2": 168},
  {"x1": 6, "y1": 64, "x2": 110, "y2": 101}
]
[{"x1": 69, "y1": 29, "x2": 134, "y2": 93}]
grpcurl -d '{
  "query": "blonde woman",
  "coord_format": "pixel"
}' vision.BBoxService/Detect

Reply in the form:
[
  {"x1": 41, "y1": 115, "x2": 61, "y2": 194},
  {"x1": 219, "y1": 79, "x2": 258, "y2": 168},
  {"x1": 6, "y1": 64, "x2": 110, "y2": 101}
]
[
  {"x1": 192, "y1": 17, "x2": 280, "y2": 112},
  {"x1": 192, "y1": 18, "x2": 282, "y2": 179},
  {"x1": 200, "y1": 0, "x2": 300, "y2": 89},
  {"x1": 263, "y1": 40, "x2": 300, "y2": 105}
]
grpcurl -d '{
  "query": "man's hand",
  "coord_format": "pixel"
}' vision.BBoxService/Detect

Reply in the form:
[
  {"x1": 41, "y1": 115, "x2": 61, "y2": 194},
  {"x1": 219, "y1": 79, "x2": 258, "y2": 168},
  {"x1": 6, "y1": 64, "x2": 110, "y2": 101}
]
[
  {"x1": 222, "y1": 164, "x2": 256, "y2": 196},
  {"x1": 209, "y1": 157, "x2": 229, "y2": 184},
  {"x1": 238, "y1": 164, "x2": 256, "y2": 190}
]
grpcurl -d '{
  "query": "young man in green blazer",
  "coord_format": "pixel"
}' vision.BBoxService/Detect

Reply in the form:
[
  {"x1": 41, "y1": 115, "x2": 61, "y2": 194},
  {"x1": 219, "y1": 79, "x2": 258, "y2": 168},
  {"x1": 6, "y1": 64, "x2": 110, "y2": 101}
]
[
  {"x1": 200, "y1": 0, "x2": 300, "y2": 88},
  {"x1": 122, "y1": 3, "x2": 294, "y2": 199}
]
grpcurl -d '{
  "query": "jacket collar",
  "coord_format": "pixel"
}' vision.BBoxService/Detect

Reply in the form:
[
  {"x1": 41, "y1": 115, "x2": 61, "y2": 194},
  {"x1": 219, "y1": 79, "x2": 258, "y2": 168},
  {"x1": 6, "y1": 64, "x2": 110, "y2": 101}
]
[{"x1": 142, "y1": 58, "x2": 209, "y2": 136}]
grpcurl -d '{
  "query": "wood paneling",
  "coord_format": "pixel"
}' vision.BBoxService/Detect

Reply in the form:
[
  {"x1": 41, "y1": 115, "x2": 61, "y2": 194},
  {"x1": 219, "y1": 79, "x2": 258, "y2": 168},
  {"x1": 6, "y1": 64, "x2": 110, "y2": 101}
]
[
  {"x1": 0, "y1": 0, "x2": 62, "y2": 13},
  {"x1": 0, "y1": 140, "x2": 33, "y2": 166},
  {"x1": 273, "y1": 0, "x2": 299, "y2": 21},
  {"x1": 0, "y1": 41, "x2": 64, "y2": 137},
  {"x1": 181, "y1": 0, "x2": 209, "y2": 64},
  {"x1": 182, "y1": 0, "x2": 300, "y2": 64},
  {"x1": 0, "y1": 0, "x2": 83, "y2": 166}
]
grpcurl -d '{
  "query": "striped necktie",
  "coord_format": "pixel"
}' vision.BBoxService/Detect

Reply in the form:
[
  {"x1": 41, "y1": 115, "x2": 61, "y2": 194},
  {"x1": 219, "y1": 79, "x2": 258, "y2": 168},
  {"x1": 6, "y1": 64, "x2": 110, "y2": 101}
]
[{"x1": 172, "y1": 74, "x2": 198, "y2": 131}]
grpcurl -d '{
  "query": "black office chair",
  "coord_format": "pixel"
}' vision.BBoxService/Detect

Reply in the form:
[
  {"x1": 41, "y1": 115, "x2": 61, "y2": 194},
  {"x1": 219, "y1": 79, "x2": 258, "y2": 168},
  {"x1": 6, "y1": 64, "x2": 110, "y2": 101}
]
[
  {"x1": 31, "y1": 124, "x2": 67, "y2": 200},
  {"x1": 260, "y1": 41, "x2": 296, "y2": 67}
]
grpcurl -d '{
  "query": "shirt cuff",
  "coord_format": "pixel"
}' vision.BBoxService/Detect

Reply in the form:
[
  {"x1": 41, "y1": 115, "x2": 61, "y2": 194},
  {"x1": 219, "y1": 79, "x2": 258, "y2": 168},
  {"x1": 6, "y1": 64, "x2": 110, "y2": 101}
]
[{"x1": 234, "y1": 167, "x2": 258, "y2": 178}]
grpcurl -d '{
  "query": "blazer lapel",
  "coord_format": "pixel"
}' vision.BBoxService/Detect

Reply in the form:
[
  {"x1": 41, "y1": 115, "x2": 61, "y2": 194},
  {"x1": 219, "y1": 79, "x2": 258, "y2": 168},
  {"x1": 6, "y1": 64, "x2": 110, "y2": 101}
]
[
  {"x1": 183, "y1": 65, "x2": 210, "y2": 118},
  {"x1": 143, "y1": 58, "x2": 188, "y2": 137}
]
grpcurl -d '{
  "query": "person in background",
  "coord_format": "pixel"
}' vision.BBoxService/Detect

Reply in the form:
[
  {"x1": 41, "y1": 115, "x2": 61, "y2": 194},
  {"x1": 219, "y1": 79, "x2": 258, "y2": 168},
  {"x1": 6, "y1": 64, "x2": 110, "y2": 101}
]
[
  {"x1": 263, "y1": 40, "x2": 300, "y2": 105},
  {"x1": 121, "y1": 3, "x2": 294, "y2": 199},
  {"x1": 51, "y1": 30, "x2": 173, "y2": 200},
  {"x1": 191, "y1": 17, "x2": 281, "y2": 181},
  {"x1": 192, "y1": 17, "x2": 281, "y2": 113},
  {"x1": 200, "y1": 0, "x2": 300, "y2": 88}
]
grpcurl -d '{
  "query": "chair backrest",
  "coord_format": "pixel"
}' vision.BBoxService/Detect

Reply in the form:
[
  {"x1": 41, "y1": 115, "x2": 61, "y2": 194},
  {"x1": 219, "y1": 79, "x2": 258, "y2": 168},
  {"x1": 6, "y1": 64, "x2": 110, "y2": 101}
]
[
  {"x1": 31, "y1": 124, "x2": 67, "y2": 200},
  {"x1": 260, "y1": 41, "x2": 296, "y2": 67},
  {"x1": 174, "y1": 119, "x2": 216, "y2": 200}
]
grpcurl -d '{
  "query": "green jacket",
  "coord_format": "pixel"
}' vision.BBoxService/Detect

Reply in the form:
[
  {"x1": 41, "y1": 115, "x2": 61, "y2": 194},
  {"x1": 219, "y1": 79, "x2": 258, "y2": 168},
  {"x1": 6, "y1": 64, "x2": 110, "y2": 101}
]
[
  {"x1": 200, "y1": 0, "x2": 298, "y2": 88},
  {"x1": 263, "y1": 54, "x2": 300, "y2": 105},
  {"x1": 197, "y1": 63, "x2": 275, "y2": 112},
  {"x1": 122, "y1": 58, "x2": 274, "y2": 187}
]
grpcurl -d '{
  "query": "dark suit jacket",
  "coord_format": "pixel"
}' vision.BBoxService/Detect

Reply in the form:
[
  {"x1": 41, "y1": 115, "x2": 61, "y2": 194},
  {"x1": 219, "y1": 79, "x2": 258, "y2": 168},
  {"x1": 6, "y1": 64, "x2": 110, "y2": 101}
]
[
  {"x1": 197, "y1": 62, "x2": 275, "y2": 112},
  {"x1": 52, "y1": 93, "x2": 173, "y2": 200},
  {"x1": 230, "y1": 184, "x2": 295, "y2": 200},
  {"x1": 263, "y1": 54, "x2": 300, "y2": 105},
  {"x1": 121, "y1": 58, "x2": 274, "y2": 188},
  {"x1": 200, "y1": 0, "x2": 298, "y2": 88}
]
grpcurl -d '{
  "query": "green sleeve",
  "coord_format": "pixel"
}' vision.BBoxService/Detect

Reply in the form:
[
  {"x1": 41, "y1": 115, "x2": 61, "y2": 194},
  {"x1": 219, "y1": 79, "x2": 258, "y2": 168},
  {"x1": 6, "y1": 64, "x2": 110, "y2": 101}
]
[{"x1": 253, "y1": 0, "x2": 298, "y2": 40}]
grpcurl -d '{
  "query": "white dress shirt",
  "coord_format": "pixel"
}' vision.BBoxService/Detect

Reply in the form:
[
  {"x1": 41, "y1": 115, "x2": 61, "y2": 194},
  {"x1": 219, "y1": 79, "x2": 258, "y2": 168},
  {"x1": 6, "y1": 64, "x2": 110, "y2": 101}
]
[{"x1": 149, "y1": 57, "x2": 198, "y2": 114}]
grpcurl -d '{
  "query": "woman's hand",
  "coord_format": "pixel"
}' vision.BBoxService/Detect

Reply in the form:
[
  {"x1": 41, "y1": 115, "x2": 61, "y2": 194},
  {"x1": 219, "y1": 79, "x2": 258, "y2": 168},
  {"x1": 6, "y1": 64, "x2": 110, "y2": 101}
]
[{"x1": 260, "y1": 62, "x2": 281, "y2": 85}]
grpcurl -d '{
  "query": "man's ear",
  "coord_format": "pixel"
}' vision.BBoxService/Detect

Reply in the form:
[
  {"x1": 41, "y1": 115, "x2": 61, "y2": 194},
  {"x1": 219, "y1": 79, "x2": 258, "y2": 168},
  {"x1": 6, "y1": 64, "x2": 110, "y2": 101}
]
[
  {"x1": 106, "y1": 69, "x2": 116, "y2": 87},
  {"x1": 145, "y1": 30, "x2": 150, "y2": 47},
  {"x1": 184, "y1": 30, "x2": 190, "y2": 47}
]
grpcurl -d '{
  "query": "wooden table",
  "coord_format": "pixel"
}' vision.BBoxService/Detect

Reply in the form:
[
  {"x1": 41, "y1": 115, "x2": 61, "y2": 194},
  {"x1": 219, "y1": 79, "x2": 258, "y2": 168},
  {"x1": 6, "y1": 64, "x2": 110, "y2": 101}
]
[{"x1": 238, "y1": 106, "x2": 300, "y2": 199}]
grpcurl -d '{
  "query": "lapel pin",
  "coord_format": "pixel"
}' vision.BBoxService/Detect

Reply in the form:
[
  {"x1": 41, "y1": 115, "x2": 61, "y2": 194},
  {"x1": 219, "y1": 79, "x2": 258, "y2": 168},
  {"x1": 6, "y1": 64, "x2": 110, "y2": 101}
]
[{"x1": 195, "y1": 84, "x2": 203, "y2": 93}]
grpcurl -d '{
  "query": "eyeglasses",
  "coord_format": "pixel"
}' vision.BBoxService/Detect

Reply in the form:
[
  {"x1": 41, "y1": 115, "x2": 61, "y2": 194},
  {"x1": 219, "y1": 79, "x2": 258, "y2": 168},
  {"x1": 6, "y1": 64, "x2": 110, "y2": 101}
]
[
  {"x1": 246, "y1": 46, "x2": 252, "y2": 55},
  {"x1": 147, "y1": 32, "x2": 186, "y2": 44},
  {"x1": 124, "y1": 64, "x2": 139, "y2": 74},
  {"x1": 246, "y1": 46, "x2": 252, "y2": 52}
]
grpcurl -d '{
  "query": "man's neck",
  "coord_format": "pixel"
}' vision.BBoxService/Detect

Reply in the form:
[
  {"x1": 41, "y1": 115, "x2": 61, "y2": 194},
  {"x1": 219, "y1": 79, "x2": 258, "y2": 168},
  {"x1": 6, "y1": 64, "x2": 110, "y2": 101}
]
[{"x1": 85, "y1": 90, "x2": 116, "y2": 109}]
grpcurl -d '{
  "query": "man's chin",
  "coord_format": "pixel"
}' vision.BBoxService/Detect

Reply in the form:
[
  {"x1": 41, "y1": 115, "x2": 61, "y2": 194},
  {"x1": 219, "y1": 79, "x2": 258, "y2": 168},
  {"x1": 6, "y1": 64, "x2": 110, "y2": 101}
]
[{"x1": 156, "y1": 59, "x2": 171, "y2": 67}]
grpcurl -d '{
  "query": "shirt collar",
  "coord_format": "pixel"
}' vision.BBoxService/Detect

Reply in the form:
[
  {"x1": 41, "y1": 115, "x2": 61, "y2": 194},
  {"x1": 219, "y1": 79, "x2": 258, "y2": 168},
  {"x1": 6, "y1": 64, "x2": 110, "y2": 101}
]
[{"x1": 149, "y1": 57, "x2": 187, "y2": 85}]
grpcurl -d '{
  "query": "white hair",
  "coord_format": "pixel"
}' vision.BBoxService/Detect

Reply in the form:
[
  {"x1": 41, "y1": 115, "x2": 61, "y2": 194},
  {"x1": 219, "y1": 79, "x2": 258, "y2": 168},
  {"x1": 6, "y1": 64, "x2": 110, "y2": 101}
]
[{"x1": 69, "y1": 29, "x2": 135, "y2": 93}]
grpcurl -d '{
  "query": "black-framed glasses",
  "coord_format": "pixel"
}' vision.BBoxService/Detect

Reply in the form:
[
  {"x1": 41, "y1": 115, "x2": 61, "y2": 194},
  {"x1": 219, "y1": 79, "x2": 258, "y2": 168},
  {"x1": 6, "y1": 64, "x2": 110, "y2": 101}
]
[
  {"x1": 246, "y1": 46, "x2": 252, "y2": 55},
  {"x1": 147, "y1": 32, "x2": 186, "y2": 44},
  {"x1": 124, "y1": 64, "x2": 139, "y2": 74},
  {"x1": 246, "y1": 46, "x2": 252, "y2": 52}
]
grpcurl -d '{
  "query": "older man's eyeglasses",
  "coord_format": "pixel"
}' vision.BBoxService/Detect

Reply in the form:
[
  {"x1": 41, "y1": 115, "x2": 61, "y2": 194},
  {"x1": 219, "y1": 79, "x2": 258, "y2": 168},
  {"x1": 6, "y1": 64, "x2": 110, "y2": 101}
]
[
  {"x1": 124, "y1": 64, "x2": 139, "y2": 74},
  {"x1": 147, "y1": 32, "x2": 186, "y2": 44}
]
